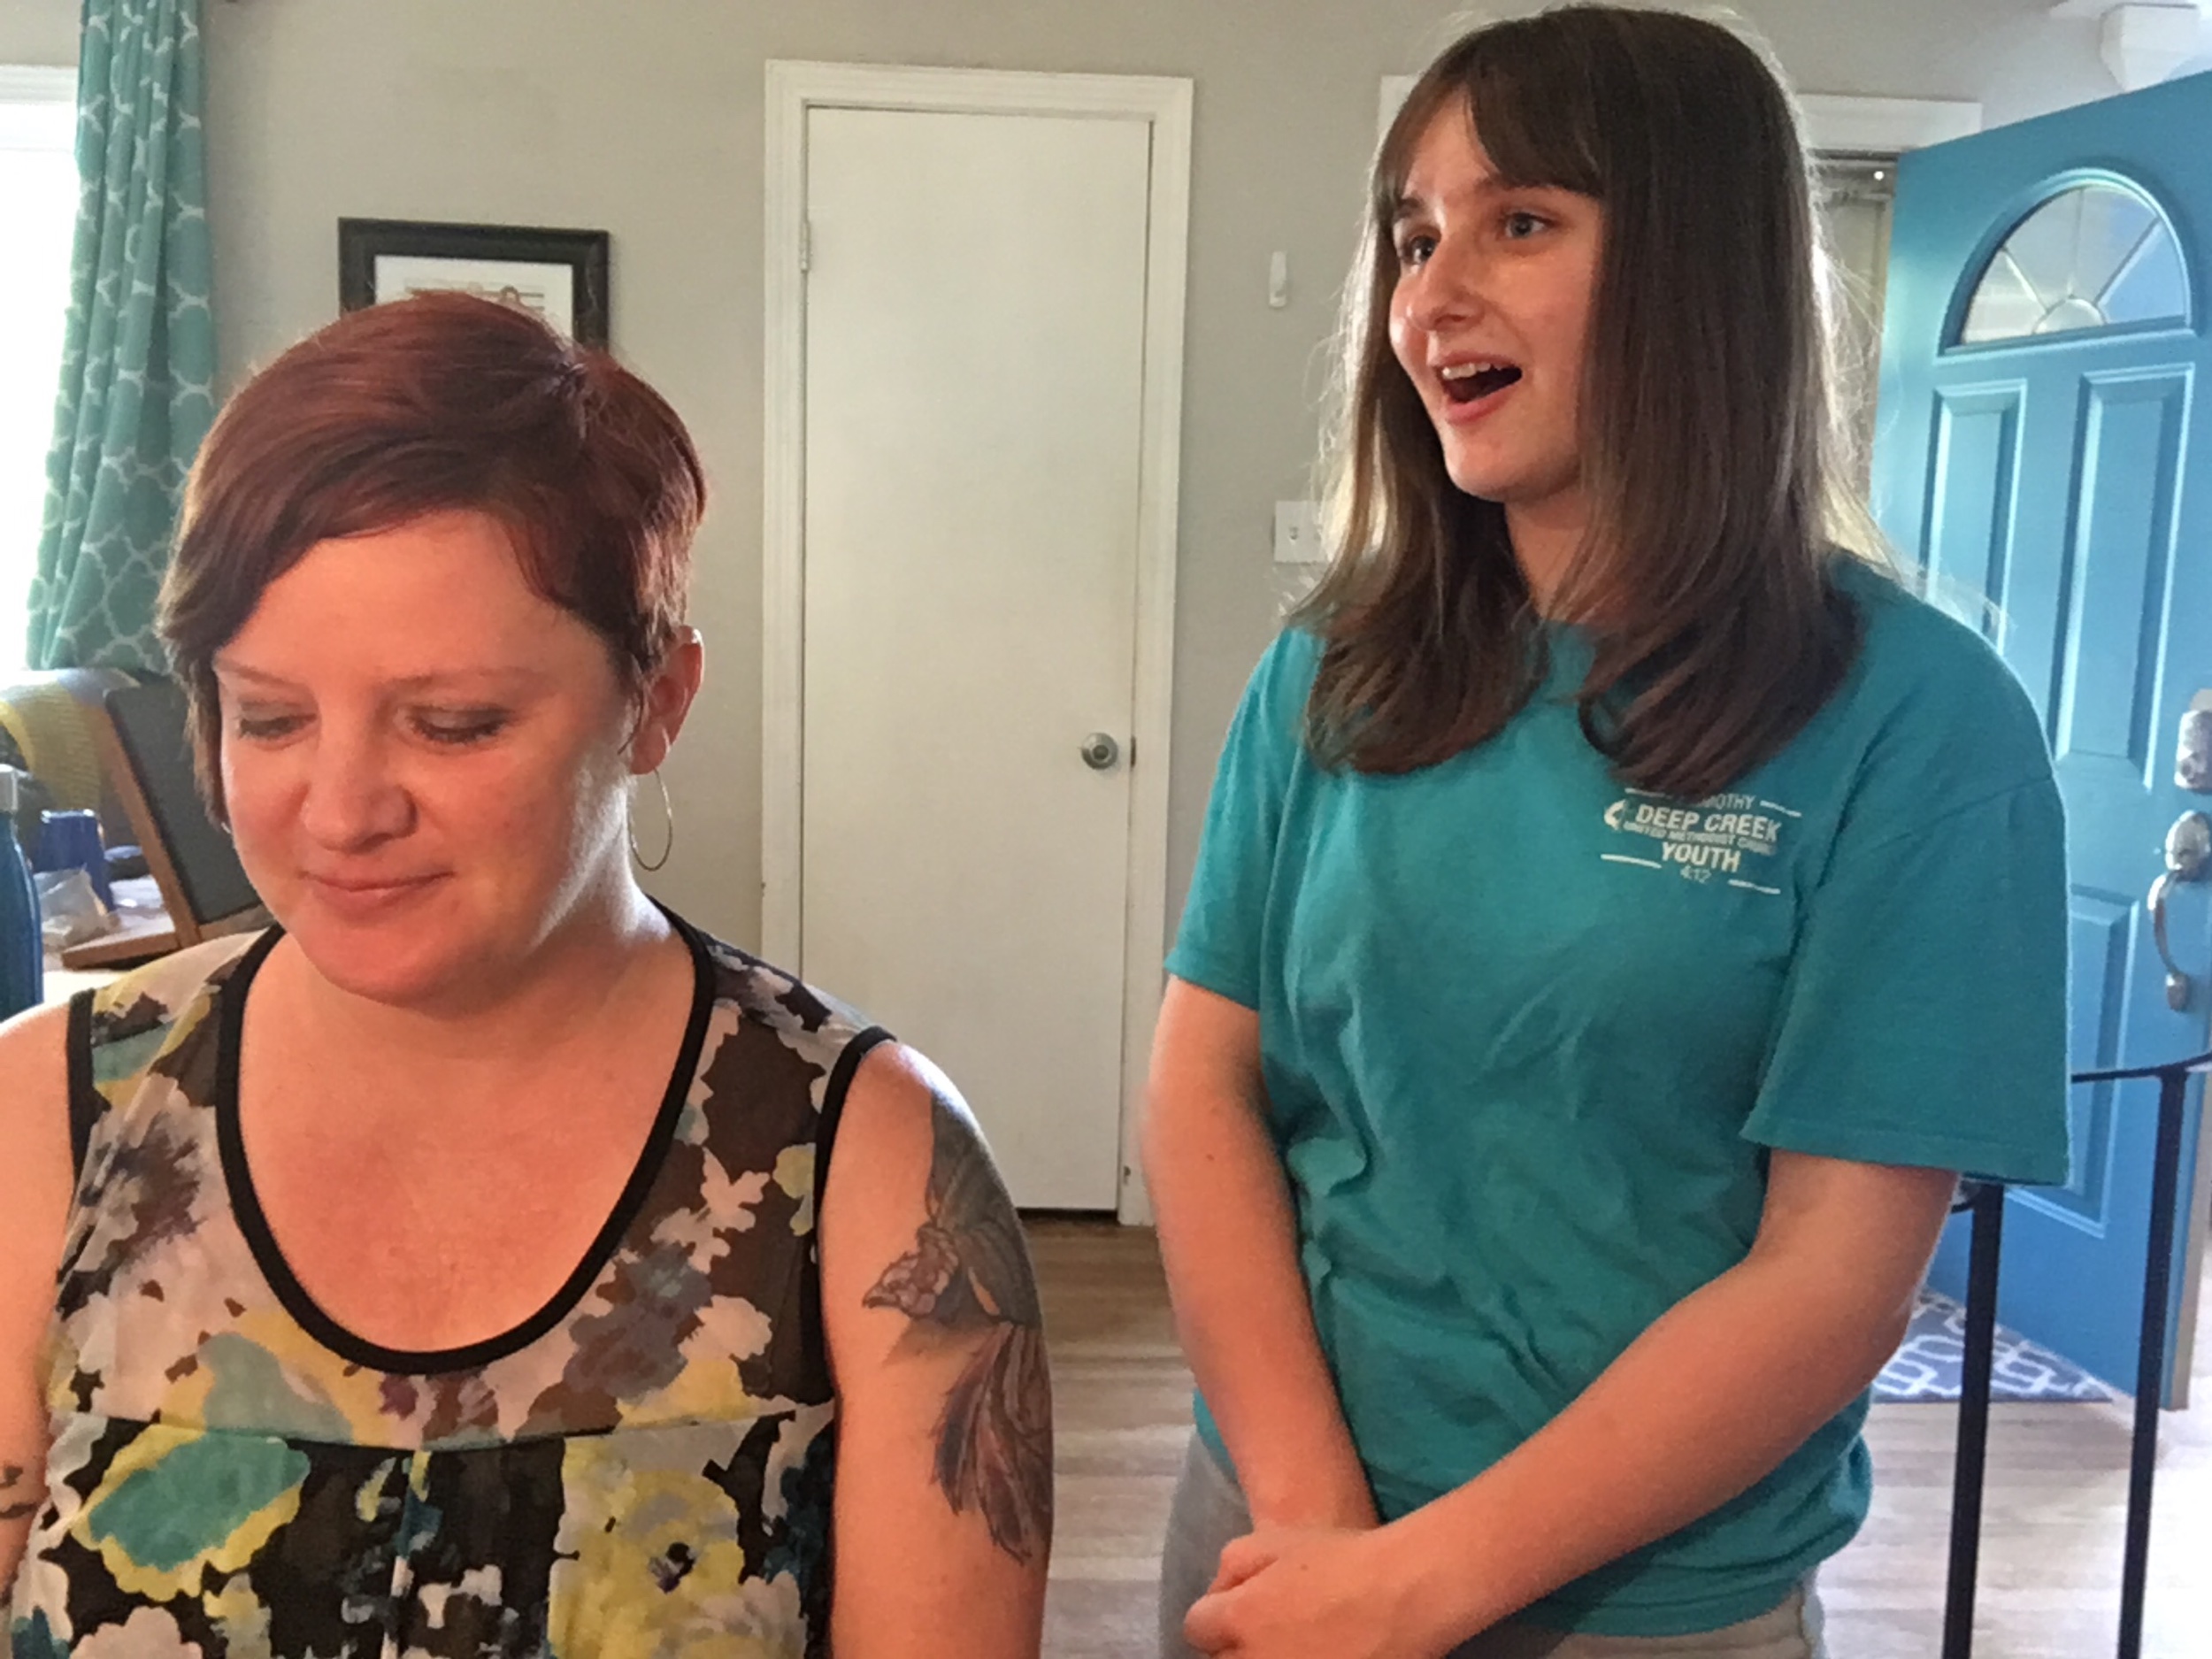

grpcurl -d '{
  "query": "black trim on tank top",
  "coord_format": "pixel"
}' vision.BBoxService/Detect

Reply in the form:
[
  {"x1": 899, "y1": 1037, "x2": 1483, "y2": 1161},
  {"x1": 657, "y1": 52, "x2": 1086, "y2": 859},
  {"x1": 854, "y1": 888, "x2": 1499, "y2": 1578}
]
[
  {"x1": 813, "y1": 1024, "x2": 895, "y2": 1231},
  {"x1": 803, "y1": 1021, "x2": 895, "y2": 1386},
  {"x1": 213, "y1": 913, "x2": 718, "y2": 1377},
  {"x1": 66, "y1": 988, "x2": 98, "y2": 1180}
]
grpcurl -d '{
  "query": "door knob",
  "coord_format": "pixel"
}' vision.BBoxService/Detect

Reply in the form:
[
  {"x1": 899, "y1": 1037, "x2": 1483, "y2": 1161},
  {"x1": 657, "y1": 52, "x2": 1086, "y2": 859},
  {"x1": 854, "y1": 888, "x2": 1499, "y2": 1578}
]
[
  {"x1": 1079, "y1": 733, "x2": 1122, "y2": 771},
  {"x1": 2148, "y1": 810, "x2": 2211, "y2": 1010},
  {"x1": 2178, "y1": 699, "x2": 2212, "y2": 792}
]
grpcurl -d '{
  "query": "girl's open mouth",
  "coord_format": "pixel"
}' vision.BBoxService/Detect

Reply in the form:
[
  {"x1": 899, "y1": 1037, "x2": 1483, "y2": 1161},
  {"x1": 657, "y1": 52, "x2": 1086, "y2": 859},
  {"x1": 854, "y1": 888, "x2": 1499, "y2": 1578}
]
[{"x1": 1440, "y1": 362, "x2": 1524, "y2": 403}]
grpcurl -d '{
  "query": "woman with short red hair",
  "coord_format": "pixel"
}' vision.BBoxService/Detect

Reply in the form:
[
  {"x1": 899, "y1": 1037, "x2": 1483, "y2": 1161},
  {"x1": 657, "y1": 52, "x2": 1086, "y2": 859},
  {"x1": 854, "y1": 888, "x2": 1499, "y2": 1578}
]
[{"x1": 0, "y1": 293, "x2": 1050, "y2": 1659}]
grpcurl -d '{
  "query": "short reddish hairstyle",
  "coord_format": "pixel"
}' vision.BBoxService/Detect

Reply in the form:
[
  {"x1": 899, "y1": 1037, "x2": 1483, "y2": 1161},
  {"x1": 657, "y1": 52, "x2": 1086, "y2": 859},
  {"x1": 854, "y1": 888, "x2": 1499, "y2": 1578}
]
[{"x1": 159, "y1": 291, "x2": 706, "y2": 814}]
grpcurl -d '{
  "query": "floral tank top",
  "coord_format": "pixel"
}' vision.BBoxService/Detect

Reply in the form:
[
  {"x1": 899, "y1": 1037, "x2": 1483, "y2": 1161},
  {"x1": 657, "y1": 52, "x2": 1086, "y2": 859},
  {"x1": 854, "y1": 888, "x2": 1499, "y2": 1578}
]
[{"x1": 7, "y1": 917, "x2": 889, "y2": 1659}]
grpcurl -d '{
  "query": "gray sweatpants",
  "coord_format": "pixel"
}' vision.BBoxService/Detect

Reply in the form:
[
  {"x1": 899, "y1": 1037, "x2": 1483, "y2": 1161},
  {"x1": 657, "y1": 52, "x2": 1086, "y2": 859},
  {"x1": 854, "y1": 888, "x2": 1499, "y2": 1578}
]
[{"x1": 1158, "y1": 1432, "x2": 1830, "y2": 1659}]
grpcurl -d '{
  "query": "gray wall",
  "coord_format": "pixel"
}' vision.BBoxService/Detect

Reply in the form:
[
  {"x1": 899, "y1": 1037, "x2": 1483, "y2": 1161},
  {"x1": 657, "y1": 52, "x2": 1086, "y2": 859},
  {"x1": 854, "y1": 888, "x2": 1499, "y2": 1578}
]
[
  {"x1": 4, "y1": 0, "x2": 2116, "y2": 949},
  {"x1": 0, "y1": 0, "x2": 72, "y2": 65}
]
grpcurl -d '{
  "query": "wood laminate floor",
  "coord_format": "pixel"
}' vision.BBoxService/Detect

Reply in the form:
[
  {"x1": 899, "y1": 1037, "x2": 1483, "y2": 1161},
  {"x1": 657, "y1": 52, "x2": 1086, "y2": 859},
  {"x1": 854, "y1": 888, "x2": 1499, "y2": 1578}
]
[{"x1": 1031, "y1": 1219, "x2": 2211, "y2": 1657}]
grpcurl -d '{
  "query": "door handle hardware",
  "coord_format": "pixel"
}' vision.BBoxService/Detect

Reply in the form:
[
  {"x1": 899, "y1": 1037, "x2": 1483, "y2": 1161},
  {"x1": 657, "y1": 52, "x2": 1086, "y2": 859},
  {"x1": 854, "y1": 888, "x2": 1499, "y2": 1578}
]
[
  {"x1": 2149, "y1": 810, "x2": 2212, "y2": 1010},
  {"x1": 2177, "y1": 705, "x2": 2212, "y2": 793}
]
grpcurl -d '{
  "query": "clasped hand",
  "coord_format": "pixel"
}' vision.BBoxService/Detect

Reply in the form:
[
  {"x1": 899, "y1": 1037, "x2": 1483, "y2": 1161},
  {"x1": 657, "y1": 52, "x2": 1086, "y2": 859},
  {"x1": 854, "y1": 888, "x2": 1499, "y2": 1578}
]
[{"x1": 1182, "y1": 1524, "x2": 1454, "y2": 1659}]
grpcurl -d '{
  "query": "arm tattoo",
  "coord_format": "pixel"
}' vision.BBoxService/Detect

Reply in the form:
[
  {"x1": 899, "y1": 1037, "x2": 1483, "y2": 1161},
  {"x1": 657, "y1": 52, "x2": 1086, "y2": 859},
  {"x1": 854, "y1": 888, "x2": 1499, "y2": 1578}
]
[
  {"x1": 863, "y1": 1092, "x2": 1052, "y2": 1566},
  {"x1": 0, "y1": 1462, "x2": 35, "y2": 1523}
]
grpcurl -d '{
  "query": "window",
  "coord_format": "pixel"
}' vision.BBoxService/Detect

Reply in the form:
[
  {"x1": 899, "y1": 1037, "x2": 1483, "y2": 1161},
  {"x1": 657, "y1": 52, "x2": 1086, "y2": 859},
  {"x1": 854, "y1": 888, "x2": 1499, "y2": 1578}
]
[
  {"x1": 1958, "y1": 180, "x2": 2189, "y2": 347},
  {"x1": 0, "y1": 66, "x2": 77, "y2": 678}
]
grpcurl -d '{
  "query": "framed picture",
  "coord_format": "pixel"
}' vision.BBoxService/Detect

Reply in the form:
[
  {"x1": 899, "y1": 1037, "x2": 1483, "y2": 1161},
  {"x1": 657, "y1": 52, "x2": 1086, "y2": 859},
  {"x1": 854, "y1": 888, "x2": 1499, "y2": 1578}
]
[{"x1": 338, "y1": 218, "x2": 611, "y2": 346}]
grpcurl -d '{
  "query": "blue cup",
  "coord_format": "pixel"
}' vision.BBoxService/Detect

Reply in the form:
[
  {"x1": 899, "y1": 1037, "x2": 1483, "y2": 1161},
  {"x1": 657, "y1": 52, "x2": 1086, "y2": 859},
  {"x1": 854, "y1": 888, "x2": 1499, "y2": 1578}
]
[
  {"x1": 0, "y1": 767, "x2": 40, "y2": 1018},
  {"x1": 35, "y1": 808, "x2": 112, "y2": 909}
]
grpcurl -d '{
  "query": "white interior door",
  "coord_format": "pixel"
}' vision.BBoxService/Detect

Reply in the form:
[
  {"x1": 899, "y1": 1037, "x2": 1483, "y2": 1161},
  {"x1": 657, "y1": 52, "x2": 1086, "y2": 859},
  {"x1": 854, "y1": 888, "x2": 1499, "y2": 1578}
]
[{"x1": 799, "y1": 104, "x2": 1151, "y2": 1210}]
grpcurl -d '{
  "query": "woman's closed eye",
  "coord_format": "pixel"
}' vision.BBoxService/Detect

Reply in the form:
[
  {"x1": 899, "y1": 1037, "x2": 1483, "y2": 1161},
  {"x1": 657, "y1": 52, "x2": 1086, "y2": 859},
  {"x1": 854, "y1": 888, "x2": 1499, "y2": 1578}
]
[
  {"x1": 232, "y1": 710, "x2": 308, "y2": 742},
  {"x1": 411, "y1": 709, "x2": 511, "y2": 746}
]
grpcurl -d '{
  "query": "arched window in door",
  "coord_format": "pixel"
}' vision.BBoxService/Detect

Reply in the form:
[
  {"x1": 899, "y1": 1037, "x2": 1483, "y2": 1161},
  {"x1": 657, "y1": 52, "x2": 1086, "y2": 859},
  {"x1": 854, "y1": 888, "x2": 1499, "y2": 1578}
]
[{"x1": 1956, "y1": 180, "x2": 2189, "y2": 345}]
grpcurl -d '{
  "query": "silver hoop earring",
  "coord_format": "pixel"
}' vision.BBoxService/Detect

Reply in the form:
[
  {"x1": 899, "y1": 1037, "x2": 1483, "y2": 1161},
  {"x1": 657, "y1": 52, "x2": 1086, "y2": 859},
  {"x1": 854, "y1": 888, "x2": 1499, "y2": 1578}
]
[{"x1": 629, "y1": 768, "x2": 675, "y2": 872}]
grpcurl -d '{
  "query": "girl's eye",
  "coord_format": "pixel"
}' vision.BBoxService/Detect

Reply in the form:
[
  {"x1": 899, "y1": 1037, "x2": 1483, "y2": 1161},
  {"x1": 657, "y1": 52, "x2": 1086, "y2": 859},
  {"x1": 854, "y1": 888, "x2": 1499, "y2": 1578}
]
[
  {"x1": 413, "y1": 712, "x2": 509, "y2": 747},
  {"x1": 1395, "y1": 232, "x2": 1437, "y2": 267},
  {"x1": 1503, "y1": 211, "x2": 1547, "y2": 239}
]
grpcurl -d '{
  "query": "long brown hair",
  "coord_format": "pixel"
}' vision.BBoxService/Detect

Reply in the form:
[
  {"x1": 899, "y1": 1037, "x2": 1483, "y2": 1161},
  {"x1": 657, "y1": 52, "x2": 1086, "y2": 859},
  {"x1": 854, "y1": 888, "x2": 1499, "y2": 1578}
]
[
  {"x1": 160, "y1": 292, "x2": 705, "y2": 817},
  {"x1": 1301, "y1": 4, "x2": 1871, "y2": 798}
]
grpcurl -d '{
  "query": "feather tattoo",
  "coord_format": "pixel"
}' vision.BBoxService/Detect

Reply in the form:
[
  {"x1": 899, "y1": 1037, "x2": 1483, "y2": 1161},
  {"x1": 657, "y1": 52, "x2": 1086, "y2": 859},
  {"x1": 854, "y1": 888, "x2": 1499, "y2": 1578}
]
[{"x1": 863, "y1": 1094, "x2": 1053, "y2": 1565}]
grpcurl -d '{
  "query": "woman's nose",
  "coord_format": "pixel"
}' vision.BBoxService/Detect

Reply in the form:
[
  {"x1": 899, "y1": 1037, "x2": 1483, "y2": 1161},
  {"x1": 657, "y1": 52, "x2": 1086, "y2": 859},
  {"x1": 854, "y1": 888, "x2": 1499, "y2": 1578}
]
[{"x1": 297, "y1": 729, "x2": 412, "y2": 849}]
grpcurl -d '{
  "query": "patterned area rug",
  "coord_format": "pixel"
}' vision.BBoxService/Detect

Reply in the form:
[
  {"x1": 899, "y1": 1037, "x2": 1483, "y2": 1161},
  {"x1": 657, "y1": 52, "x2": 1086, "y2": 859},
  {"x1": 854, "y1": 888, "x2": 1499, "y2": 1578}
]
[{"x1": 1873, "y1": 1288, "x2": 2117, "y2": 1402}]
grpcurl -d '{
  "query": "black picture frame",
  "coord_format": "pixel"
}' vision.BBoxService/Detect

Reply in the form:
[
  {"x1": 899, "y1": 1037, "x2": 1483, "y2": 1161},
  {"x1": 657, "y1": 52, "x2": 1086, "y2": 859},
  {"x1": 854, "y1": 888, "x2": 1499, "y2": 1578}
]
[{"x1": 337, "y1": 218, "x2": 611, "y2": 347}]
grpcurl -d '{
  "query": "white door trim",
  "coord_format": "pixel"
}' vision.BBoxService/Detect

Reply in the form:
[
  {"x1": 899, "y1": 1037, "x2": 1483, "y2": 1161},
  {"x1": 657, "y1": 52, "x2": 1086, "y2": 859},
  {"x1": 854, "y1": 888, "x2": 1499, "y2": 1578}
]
[{"x1": 764, "y1": 60, "x2": 1192, "y2": 1225}]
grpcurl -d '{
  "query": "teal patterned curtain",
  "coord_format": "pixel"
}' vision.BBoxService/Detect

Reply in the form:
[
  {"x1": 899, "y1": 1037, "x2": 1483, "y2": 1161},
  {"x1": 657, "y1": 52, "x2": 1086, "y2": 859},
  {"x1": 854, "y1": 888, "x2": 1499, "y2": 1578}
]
[{"x1": 26, "y1": 0, "x2": 213, "y2": 672}]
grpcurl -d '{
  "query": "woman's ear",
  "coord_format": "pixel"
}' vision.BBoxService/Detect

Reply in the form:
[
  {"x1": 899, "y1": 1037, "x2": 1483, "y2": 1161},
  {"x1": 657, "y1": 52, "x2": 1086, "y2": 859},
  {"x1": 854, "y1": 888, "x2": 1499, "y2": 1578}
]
[{"x1": 628, "y1": 626, "x2": 705, "y2": 775}]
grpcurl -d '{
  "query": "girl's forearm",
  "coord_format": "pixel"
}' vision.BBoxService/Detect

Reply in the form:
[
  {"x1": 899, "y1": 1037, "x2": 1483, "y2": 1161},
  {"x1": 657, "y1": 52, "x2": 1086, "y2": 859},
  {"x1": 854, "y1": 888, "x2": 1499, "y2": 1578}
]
[{"x1": 1145, "y1": 1083, "x2": 1374, "y2": 1528}]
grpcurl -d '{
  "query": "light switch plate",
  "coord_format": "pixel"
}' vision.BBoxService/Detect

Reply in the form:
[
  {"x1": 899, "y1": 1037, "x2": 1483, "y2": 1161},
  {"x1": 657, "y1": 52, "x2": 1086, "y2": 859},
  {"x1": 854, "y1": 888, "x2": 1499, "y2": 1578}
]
[{"x1": 1273, "y1": 499, "x2": 1325, "y2": 564}]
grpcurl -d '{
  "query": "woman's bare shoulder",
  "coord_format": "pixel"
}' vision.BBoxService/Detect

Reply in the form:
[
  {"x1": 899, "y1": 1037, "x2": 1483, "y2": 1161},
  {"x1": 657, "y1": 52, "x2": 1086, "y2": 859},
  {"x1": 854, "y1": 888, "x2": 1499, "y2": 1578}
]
[
  {"x1": 0, "y1": 1000, "x2": 74, "y2": 1323},
  {"x1": 0, "y1": 997, "x2": 75, "y2": 1215},
  {"x1": 0, "y1": 1002, "x2": 72, "y2": 1586},
  {"x1": 0, "y1": 999, "x2": 72, "y2": 1145}
]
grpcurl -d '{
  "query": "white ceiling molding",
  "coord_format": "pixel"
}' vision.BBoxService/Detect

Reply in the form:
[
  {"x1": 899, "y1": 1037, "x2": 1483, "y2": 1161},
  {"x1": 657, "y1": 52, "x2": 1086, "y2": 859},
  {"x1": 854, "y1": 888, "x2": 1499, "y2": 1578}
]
[
  {"x1": 2051, "y1": 0, "x2": 2211, "y2": 90},
  {"x1": 2105, "y1": 4, "x2": 2206, "y2": 89},
  {"x1": 1797, "y1": 95, "x2": 1983, "y2": 155}
]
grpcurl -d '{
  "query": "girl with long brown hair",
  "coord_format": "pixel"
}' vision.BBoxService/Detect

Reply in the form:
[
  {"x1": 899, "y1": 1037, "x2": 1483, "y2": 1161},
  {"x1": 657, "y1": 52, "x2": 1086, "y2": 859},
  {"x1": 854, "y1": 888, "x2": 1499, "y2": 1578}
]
[{"x1": 1145, "y1": 9, "x2": 2069, "y2": 1656}]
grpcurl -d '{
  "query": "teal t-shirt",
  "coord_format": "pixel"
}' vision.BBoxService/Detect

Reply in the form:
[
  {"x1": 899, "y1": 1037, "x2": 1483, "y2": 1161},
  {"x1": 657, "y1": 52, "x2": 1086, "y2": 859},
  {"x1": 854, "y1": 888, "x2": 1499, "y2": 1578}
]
[{"x1": 1167, "y1": 561, "x2": 2070, "y2": 1637}]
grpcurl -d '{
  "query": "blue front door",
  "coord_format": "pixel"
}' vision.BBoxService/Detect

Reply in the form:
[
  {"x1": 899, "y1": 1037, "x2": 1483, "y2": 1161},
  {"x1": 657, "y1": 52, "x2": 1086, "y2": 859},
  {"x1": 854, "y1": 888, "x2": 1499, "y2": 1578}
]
[{"x1": 1874, "y1": 71, "x2": 2212, "y2": 1402}]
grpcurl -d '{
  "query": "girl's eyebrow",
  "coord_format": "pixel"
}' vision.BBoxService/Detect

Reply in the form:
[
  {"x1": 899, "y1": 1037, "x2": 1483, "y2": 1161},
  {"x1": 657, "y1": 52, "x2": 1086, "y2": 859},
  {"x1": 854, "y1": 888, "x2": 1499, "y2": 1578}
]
[{"x1": 1393, "y1": 173, "x2": 1509, "y2": 223}]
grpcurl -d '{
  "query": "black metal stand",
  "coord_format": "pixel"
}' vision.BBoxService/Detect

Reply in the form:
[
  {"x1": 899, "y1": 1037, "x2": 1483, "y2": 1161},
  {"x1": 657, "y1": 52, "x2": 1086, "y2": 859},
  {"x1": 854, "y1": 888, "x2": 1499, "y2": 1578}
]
[
  {"x1": 1941, "y1": 1179, "x2": 2004, "y2": 1659},
  {"x1": 1939, "y1": 1050, "x2": 2208, "y2": 1659}
]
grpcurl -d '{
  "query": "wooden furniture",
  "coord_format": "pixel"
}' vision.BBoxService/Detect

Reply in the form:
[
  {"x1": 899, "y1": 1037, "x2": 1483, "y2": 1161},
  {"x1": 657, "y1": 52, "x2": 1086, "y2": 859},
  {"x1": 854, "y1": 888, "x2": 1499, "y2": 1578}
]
[{"x1": 58, "y1": 677, "x2": 267, "y2": 970}]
